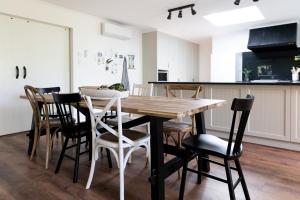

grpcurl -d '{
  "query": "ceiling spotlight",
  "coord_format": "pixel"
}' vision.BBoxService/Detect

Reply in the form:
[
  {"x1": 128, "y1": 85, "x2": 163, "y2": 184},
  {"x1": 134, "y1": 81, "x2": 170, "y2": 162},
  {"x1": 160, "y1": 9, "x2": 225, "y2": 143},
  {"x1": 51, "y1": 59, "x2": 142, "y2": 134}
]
[
  {"x1": 191, "y1": 7, "x2": 197, "y2": 15},
  {"x1": 234, "y1": 0, "x2": 240, "y2": 5},
  {"x1": 178, "y1": 10, "x2": 182, "y2": 18},
  {"x1": 167, "y1": 12, "x2": 171, "y2": 20}
]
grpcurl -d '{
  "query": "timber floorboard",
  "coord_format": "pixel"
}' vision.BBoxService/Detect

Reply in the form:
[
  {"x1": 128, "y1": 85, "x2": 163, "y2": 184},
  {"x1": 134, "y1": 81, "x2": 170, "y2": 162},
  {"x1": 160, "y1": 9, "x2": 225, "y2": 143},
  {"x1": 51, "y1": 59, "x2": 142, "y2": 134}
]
[{"x1": 0, "y1": 132, "x2": 300, "y2": 200}]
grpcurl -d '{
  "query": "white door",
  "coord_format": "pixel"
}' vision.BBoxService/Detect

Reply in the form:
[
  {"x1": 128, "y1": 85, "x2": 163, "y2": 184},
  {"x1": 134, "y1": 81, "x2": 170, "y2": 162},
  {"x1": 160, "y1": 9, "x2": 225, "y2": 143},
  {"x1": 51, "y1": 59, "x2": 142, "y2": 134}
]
[{"x1": 0, "y1": 14, "x2": 70, "y2": 135}]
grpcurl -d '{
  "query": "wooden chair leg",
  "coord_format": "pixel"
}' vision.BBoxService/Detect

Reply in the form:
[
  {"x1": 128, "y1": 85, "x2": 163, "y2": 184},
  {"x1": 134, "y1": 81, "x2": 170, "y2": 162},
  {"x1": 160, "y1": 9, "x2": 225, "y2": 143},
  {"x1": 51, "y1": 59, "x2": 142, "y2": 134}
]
[
  {"x1": 55, "y1": 137, "x2": 69, "y2": 174},
  {"x1": 235, "y1": 159, "x2": 250, "y2": 200},
  {"x1": 30, "y1": 128, "x2": 39, "y2": 160},
  {"x1": 86, "y1": 157, "x2": 96, "y2": 189},
  {"x1": 179, "y1": 158, "x2": 188, "y2": 200},
  {"x1": 45, "y1": 129, "x2": 51, "y2": 169},
  {"x1": 224, "y1": 160, "x2": 236, "y2": 200},
  {"x1": 73, "y1": 137, "x2": 81, "y2": 183}
]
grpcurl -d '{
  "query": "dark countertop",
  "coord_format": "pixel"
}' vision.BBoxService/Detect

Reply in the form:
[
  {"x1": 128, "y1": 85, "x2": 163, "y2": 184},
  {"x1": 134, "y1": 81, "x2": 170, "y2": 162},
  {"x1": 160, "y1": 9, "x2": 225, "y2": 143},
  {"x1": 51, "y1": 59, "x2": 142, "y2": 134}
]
[{"x1": 149, "y1": 81, "x2": 300, "y2": 86}]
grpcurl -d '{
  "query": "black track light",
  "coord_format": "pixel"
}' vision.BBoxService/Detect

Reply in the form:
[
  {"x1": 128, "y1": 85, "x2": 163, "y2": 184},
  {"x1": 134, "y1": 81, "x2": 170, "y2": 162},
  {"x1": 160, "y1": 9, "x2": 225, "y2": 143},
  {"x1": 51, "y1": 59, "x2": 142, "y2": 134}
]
[
  {"x1": 167, "y1": 12, "x2": 171, "y2": 20},
  {"x1": 234, "y1": 0, "x2": 259, "y2": 5},
  {"x1": 191, "y1": 7, "x2": 197, "y2": 15},
  {"x1": 178, "y1": 10, "x2": 182, "y2": 18},
  {"x1": 234, "y1": 0, "x2": 240, "y2": 5},
  {"x1": 167, "y1": 4, "x2": 197, "y2": 20}
]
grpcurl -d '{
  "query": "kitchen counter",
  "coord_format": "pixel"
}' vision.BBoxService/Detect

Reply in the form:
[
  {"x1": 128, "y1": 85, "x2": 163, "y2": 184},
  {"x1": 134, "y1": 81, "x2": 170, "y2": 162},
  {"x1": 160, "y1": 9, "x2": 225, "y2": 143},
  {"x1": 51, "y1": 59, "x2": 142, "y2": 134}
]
[
  {"x1": 151, "y1": 80, "x2": 300, "y2": 152},
  {"x1": 149, "y1": 81, "x2": 300, "y2": 86}
]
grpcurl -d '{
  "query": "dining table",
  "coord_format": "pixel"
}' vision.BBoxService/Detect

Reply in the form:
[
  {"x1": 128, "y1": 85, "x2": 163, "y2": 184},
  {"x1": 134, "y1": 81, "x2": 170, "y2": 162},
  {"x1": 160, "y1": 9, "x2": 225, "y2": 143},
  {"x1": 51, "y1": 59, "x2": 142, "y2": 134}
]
[{"x1": 21, "y1": 94, "x2": 226, "y2": 200}]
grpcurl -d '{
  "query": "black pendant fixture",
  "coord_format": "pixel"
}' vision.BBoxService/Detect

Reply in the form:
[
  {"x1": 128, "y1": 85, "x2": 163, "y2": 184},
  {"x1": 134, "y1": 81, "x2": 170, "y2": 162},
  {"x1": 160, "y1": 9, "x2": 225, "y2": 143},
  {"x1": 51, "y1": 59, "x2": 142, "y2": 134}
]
[
  {"x1": 167, "y1": 4, "x2": 196, "y2": 20},
  {"x1": 234, "y1": 0, "x2": 259, "y2": 5}
]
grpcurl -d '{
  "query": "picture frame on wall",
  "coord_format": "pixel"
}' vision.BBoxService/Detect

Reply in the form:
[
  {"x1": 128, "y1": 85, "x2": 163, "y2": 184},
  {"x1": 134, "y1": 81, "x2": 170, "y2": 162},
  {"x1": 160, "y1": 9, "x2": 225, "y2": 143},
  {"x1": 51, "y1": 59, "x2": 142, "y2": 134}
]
[{"x1": 128, "y1": 54, "x2": 135, "y2": 69}]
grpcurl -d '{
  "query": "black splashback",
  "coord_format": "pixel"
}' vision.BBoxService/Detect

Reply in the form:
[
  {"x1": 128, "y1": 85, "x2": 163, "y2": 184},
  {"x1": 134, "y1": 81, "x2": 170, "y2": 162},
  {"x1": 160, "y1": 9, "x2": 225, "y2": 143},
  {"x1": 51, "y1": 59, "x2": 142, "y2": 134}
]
[{"x1": 242, "y1": 49, "x2": 300, "y2": 81}]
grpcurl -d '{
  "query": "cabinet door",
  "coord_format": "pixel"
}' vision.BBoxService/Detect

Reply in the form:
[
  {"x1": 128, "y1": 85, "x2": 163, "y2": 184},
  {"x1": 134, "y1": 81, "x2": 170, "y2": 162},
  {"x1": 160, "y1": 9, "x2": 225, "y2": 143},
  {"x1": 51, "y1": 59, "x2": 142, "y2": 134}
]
[
  {"x1": 0, "y1": 15, "x2": 21, "y2": 134},
  {"x1": 0, "y1": 15, "x2": 70, "y2": 135},
  {"x1": 204, "y1": 86, "x2": 241, "y2": 133},
  {"x1": 242, "y1": 86, "x2": 291, "y2": 141},
  {"x1": 22, "y1": 19, "x2": 70, "y2": 91},
  {"x1": 291, "y1": 87, "x2": 300, "y2": 143},
  {"x1": 157, "y1": 33, "x2": 170, "y2": 70}
]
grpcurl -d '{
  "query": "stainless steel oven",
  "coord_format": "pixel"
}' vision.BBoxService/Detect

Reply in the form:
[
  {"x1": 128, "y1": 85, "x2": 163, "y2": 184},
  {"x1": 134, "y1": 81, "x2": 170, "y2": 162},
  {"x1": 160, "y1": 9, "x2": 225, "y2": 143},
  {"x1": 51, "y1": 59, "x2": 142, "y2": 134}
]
[{"x1": 158, "y1": 70, "x2": 168, "y2": 82}]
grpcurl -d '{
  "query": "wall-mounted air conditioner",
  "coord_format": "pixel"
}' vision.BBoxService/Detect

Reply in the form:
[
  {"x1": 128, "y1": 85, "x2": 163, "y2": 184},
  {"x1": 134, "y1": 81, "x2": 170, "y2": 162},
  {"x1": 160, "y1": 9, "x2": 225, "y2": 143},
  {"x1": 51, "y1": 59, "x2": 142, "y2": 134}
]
[{"x1": 101, "y1": 22, "x2": 133, "y2": 40}]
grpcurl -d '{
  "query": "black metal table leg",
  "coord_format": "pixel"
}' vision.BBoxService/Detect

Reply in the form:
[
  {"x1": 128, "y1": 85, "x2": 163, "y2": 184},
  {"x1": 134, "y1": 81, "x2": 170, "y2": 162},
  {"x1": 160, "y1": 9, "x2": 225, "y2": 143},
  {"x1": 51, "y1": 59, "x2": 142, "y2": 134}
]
[
  {"x1": 149, "y1": 116, "x2": 165, "y2": 200},
  {"x1": 27, "y1": 125, "x2": 34, "y2": 155},
  {"x1": 195, "y1": 112, "x2": 210, "y2": 172},
  {"x1": 27, "y1": 109, "x2": 36, "y2": 155}
]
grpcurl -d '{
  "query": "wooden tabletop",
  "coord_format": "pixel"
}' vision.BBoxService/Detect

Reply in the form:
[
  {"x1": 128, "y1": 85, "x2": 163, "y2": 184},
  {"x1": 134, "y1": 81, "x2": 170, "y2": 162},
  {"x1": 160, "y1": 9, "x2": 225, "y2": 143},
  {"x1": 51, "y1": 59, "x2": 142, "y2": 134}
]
[{"x1": 20, "y1": 95, "x2": 226, "y2": 119}]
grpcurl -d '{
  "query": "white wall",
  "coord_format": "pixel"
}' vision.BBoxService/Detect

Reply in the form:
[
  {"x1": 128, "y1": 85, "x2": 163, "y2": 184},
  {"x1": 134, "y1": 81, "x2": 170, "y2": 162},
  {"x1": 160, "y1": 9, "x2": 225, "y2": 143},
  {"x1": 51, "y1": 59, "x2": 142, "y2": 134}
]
[
  {"x1": 211, "y1": 31, "x2": 249, "y2": 82},
  {"x1": 0, "y1": 0, "x2": 143, "y2": 91}
]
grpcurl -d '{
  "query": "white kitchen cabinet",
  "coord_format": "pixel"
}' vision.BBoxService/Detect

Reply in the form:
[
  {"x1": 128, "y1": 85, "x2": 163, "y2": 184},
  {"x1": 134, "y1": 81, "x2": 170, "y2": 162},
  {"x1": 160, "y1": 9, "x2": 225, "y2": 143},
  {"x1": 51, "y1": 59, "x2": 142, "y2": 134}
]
[
  {"x1": 241, "y1": 86, "x2": 291, "y2": 141},
  {"x1": 204, "y1": 85, "x2": 291, "y2": 141},
  {"x1": 143, "y1": 31, "x2": 198, "y2": 83},
  {"x1": 291, "y1": 86, "x2": 300, "y2": 143},
  {"x1": 157, "y1": 33, "x2": 170, "y2": 71},
  {"x1": 153, "y1": 83, "x2": 300, "y2": 151},
  {"x1": 0, "y1": 14, "x2": 70, "y2": 135}
]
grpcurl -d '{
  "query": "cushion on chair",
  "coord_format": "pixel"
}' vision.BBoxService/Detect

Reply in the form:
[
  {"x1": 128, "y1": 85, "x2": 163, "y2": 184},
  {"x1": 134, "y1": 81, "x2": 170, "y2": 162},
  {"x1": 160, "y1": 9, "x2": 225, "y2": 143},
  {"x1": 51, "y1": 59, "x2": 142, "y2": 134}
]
[
  {"x1": 100, "y1": 129, "x2": 149, "y2": 143},
  {"x1": 163, "y1": 121, "x2": 192, "y2": 133},
  {"x1": 182, "y1": 134, "x2": 243, "y2": 158}
]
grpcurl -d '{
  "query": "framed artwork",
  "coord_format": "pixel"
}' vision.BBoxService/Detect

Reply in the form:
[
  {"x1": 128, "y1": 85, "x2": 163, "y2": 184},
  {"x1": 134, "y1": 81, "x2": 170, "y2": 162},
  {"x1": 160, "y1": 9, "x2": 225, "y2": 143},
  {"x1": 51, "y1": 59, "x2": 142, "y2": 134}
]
[{"x1": 128, "y1": 55, "x2": 135, "y2": 69}]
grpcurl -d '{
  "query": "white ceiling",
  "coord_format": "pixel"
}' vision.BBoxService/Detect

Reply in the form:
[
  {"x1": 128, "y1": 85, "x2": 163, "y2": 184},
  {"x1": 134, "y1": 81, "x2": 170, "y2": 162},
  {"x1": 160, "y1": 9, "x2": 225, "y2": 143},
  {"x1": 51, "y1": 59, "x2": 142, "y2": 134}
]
[{"x1": 41, "y1": 0, "x2": 300, "y2": 43}]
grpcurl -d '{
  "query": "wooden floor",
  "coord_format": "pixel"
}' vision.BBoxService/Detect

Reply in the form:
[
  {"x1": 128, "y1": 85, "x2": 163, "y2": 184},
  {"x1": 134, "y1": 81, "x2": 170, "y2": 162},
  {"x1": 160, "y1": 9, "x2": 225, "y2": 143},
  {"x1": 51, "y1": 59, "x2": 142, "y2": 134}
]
[{"x1": 1, "y1": 132, "x2": 300, "y2": 200}]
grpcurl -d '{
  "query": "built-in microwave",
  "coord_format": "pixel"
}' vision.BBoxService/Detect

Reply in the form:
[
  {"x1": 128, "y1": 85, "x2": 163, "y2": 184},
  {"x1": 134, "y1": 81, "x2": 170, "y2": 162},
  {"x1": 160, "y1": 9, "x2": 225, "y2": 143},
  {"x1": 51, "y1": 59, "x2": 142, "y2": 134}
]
[{"x1": 158, "y1": 70, "x2": 168, "y2": 82}]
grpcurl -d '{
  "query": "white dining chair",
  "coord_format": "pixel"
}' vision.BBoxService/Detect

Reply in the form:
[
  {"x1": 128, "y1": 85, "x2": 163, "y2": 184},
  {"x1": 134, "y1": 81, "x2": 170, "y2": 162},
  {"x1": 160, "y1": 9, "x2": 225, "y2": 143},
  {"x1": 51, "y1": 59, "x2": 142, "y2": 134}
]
[{"x1": 84, "y1": 91, "x2": 150, "y2": 200}]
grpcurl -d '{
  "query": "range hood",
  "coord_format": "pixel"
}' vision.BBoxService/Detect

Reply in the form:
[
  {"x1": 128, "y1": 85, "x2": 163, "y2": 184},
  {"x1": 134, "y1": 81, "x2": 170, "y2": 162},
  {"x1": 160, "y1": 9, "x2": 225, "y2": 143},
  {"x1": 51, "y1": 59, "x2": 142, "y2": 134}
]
[{"x1": 248, "y1": 23, "x2": 298, "y2": 52}]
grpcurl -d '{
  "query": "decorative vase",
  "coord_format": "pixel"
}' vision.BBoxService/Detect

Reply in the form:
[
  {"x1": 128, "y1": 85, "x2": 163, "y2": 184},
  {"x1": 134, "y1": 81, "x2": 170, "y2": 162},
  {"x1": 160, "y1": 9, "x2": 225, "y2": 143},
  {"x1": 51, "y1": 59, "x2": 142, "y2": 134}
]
[
  {"x1": 244, "y1": 75, "x2": 250, "y2": 82},
  {"x1": 292, "y1": 73, "x2": 299, "y2": 81}
]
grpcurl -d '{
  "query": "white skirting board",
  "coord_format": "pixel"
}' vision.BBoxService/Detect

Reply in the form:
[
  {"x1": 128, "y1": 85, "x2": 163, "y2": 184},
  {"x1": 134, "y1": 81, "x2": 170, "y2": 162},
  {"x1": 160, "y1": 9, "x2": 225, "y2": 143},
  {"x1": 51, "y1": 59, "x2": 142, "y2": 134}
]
[{"x1": 208, "y1": 130, "x2": 300, "y2": 152}]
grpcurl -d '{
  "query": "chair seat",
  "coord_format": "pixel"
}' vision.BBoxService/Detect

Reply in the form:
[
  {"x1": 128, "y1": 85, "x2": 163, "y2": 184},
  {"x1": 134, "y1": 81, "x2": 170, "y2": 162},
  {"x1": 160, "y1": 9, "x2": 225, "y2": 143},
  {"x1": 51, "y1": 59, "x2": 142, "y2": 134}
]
[
  {"x1": 61, "y1": 123, "x2": 90, "y2": 138},
  {"x1": 99, "y1": 129, "x2": 149, "y2": 144},
  {"x1": 41, "y1": 118, "x2": 61, "y2": 128},
  {"x1": 163, "y1": 121, "x2": 192, "y2": 133},
  {"x1": 107, "y1": 114, "x2": 144, "y2": 126},
  {"x1": 182, "y1": 134, "x2": 243, "y2": 159}
]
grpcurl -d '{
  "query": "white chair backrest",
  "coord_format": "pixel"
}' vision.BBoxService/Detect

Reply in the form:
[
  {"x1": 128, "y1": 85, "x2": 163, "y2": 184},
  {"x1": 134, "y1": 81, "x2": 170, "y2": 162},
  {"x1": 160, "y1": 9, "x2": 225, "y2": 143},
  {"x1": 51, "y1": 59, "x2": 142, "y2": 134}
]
[
  {"x1": 84, "y1": 90, "x2": 135, "y2": 146},
  {"x1": 132, "y1": 83, "x2": 153, "y2": 96}
]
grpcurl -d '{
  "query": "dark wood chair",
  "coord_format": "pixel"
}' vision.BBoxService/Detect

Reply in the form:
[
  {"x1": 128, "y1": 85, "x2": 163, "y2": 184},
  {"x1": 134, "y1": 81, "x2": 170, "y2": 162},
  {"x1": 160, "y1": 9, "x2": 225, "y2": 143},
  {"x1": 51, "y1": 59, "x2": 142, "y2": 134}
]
[
  {"x1": 36, "y1": 87, "x2": 60, "y2": 119},
  {"x1": 179, "y1": 95, "x2": 254, "y2": 200},
  {"x1": 52, "y1": 93, "x2": 90, "y2": 183}
]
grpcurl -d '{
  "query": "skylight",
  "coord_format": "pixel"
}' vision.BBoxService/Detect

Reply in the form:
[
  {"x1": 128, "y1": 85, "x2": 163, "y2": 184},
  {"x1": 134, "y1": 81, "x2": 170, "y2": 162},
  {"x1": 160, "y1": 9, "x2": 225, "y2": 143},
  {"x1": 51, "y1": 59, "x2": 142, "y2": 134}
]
[{"x1": 203, "y1": 6, "x2": 264, "y2": 27}]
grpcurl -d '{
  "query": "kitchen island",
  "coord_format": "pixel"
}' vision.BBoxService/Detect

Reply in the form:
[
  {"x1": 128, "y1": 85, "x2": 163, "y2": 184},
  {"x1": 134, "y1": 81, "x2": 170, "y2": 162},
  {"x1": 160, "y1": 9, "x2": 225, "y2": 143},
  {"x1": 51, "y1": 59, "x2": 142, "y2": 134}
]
[{"x1": 150, "y1": 81, "x2": 300, "y2": 151}]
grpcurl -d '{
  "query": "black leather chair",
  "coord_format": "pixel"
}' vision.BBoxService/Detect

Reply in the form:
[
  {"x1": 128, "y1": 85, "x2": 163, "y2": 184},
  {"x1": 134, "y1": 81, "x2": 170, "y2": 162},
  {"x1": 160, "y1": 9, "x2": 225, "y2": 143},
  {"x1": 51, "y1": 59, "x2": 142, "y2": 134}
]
[
  {"x1": 53, "y1": 93, "x2": 90, "y2": 183},
  {"x1": 179, "y1": 95, "x2": 254, "y2": 200}
]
